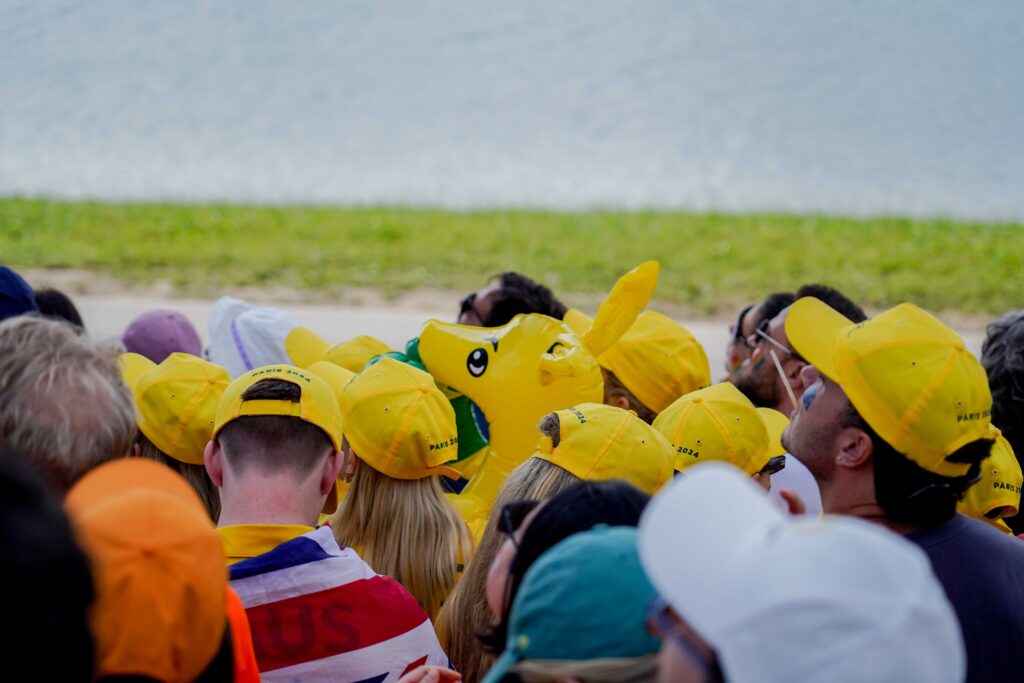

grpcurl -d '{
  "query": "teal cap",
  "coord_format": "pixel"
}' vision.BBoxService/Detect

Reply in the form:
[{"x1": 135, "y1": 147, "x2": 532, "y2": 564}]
[{"x1": 481, "y1": 526, "x2": 660, "y2": 683}]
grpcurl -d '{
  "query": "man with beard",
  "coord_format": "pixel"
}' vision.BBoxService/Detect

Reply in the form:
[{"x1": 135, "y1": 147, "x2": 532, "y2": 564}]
[{"x1": 729, "y1": 284, "x2": 865, "y2": 512}]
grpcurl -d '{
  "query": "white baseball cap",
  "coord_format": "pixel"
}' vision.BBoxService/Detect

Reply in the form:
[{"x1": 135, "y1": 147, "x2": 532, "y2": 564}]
[
  {"x1": 639, "y1": 462, "x2": 965, "y2": 683},
  {"x1": 207, "y1": 296, "x2": 300, "y2": 378}
]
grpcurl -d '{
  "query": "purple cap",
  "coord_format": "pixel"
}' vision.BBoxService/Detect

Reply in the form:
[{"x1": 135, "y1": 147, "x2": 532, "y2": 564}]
[
  {"x1": 0, "y1": 266, "x2": 39, "y2": 322},
  {"x1": 122, "y1": 310, "x2": 202, "y2": 363}
]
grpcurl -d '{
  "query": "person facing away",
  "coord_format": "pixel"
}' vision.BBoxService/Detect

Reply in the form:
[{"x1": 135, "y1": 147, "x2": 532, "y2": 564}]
[
  {"x1": 780, "y1": 296, "x2": 1024, "y2": 683},
  {"x1": 205, "y1": 364, "x2": 448, "y2": 682},
  {"x1": 0, "y1": 316, "x2": 136, "y2": 494},
  {"x1": 980, "y1": 309, "x2": 1024, "y2": 534},
  {"x1": 330, "y1": 358, "x2": 474, "y2": 620}
]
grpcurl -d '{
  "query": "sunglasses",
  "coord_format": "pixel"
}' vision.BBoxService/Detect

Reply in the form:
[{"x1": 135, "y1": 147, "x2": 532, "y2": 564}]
[
  {"x1": 459, "y1": 292, "x2": 487, "y2": 325},
  {"x1": 647, "y1": 597, "x2": 718, "y2": 678},
  {"x1": 749, "y1": 318, "x2": 802, "y2": 361},
  {"x1": 730, "y1": 304, "x2": 754, "y2": 345},
  {"x1": 499, "y1": 500, "x2": 540, "y2": 548}
]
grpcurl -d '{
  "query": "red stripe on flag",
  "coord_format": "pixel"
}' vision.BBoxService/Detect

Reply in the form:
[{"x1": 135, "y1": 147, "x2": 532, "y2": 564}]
[
  {"x1": 245, "y1": 575, "x2": 430, "y2": 672},
  {"x1": 401, "y1": 656, "x2": 429, "y2": 677}
]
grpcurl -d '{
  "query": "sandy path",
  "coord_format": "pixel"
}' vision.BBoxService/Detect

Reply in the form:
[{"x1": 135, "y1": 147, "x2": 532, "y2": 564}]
[{"x1": 71, "y1": 292, "x2": 987, "y2": 385}]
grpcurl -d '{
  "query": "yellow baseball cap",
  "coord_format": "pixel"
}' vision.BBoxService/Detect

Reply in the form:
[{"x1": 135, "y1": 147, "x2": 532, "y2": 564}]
[
  {"x1": 120, "y1": 352, "x2": 231, "y2": 465},
  {"x1": 653, "y1": 382, "x2": 788, "y2": 475},
  {"x1": 958, "y1": 427, "x2": 1021, "y2": 529},
  {"x1": 786, "y1": 298, "x2": 992, "y2": 478},
  {"x1": 214, "y1": 365, "x2": 343, "y2": 513},
  {"x1": 340, "y1": 357, "x2": 461, "y2": 480},
  {"x1": 531, "y1": 403, "x2": 674, "y2": 495},
  {"x1": 286, "y1": 326, "x2": 393, "y2": 373},
  {"x1": 565, "y1": 309, "x2": 711, "y2": 414}
]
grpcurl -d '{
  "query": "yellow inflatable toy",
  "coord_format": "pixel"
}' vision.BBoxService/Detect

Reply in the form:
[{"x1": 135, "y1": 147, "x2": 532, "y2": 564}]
[{"x1": 417, "y1": 261, "x2": 660, "y2": 512}]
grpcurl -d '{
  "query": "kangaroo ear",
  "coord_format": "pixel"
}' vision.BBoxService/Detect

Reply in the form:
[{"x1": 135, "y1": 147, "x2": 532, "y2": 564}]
[
  {"x1": 582, "y1": 260, "x2": 659, "y2": 356},
  {"x1": 538, "y1": 338, "x2": 598, "y2": 384}
]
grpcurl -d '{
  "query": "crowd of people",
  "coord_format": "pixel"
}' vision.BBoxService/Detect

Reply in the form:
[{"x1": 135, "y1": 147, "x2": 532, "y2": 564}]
[{"x1": 1, "y1": 261, "x2": 1022, "y2": 683}]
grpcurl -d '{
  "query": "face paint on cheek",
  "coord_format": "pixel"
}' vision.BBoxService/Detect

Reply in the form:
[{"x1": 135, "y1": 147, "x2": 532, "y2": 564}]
[
  {"x1": 801, "y1": 383, "x2": 820, "y2": 411},
  {"x1": 752, "y1": 347, "x2": 767, "y2": 371}
]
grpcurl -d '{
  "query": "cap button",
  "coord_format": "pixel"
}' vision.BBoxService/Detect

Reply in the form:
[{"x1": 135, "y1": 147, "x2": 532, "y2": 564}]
[
  {"x1": 692, "y1": 397, "x2": 703, "y2": 404},
  {"x1": 140, "y1": 541, "x2": 158, "y2": 557}
]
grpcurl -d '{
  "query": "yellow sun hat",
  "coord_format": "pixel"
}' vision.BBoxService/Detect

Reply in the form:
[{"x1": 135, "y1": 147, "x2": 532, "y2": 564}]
[
  {"x1": 120, "y1": 352, "x2": 231, "y2": 465},
  {"x1": 785, "y1": 298, "x2": 992, "y2": 478},
  {"x1": 652, "y1": 382, "x2": 788, "y2": 475},
  {"x1": 531, "y1": 402, "x2": 674, "y2": 495}
]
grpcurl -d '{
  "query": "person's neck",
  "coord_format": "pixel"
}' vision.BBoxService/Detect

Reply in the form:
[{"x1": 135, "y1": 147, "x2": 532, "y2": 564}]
[
  {"x1": 838, "y1": 501, "x2": 927, "y2": 535},
  {"x1": 217, "y1": 478, "x2": 322, "y2": 528}
]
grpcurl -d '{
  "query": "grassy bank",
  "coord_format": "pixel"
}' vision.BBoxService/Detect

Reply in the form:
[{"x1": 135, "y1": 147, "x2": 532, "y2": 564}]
[{"x1": 2, "y1": 198, "x2": 1021, "y2": 315}]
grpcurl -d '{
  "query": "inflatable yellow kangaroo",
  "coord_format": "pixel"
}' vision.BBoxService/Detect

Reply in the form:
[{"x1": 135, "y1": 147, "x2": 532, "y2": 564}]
[{"x1": 417, "y1": 260, "x2": 660, "y2": 511}]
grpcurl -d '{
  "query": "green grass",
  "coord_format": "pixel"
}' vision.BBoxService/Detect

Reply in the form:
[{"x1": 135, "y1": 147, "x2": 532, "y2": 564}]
[{"x1": 2, "y1": 198, "x2": 1021, "y2": 315}]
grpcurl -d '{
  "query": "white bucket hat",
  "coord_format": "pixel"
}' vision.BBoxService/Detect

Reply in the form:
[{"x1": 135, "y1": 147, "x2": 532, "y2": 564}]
[{"x1": 207, "y1": 296, "x2": 300, "y2": 378}]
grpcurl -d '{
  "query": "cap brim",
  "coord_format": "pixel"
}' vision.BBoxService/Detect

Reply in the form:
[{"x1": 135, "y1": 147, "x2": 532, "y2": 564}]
[
  {"x1": 480, "y1": 649, "x2": 521, "y2": 683},
  {"x1": 286, "y1": 326, "x2": 333, "y2": 368},
  {"x1": 120, "y1": 352, "x2": 157, "y2": 390},
  {"x1": 638, "y1": 462, "x2": 786, "y2": 646},
  {"x1": 784, "y1": 297, "x2": 854, "y2": 383},
  {"x1": 757, "y1": 408, "x2": 790, "y2": 458}
]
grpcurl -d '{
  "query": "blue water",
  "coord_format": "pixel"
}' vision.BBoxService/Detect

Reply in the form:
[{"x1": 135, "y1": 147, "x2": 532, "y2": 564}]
[{"x1": 2, "y1": 1, "x2": 1022, "y2": 219}]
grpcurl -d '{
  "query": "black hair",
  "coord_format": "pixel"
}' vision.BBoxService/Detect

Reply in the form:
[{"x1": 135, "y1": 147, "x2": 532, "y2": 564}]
[
  {"x1": 483, "y1": 272, "x2": 568, "y2": 327},
  {"x1": 33, "y1": 288, "x2": 85, "y2": 329},
  {"x1": 980, "y1": 311, "x2": 1024, "y2": 534},
  {"x1": 758, "y1": 291, "x2": 797, "y2": 325},
  {"x1": 842, "y1": 406, "x2": 991, "y2": 527},
  {"x1": 476, "y1": 479, "x2": 650, "y2": 653},
  {"x1": 795, "y1": 284, "x2": 867, "y2": 323},
  {"x1": 0, "y1": 446, "x2": 95, "y2": 680}
]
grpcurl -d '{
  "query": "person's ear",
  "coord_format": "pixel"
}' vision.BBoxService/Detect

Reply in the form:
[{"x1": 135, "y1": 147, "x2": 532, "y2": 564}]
[
  {"x1": 204, "y1": 440, "x2": 223, "y2": 487},
  {"x1": 835, "y1": 427, "x2": 873, "y2": 469},
  {"x1": 322, "y1": 449, "x2": 344, "y2": 495},
  {"x1": 612, "y1": 394, "x2": 631, "y2": 411}
]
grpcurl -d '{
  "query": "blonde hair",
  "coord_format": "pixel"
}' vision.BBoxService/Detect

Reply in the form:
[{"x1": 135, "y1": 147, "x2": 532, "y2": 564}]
[
  {"x1": 436, "y1": 457, "x2": 581, "y2": 683},
  {"x1": 134, "y1": 432, "x2": 221, "y2": 522},
  {"x1": 510, "y1": 654, "x2": 659, "y2": 683},
  {"x1": 0, "y1": 317, "x2": 135, "y2": 493},
  {"x1": 332, "y1": 460, "x2": 474, "y2": 620}
]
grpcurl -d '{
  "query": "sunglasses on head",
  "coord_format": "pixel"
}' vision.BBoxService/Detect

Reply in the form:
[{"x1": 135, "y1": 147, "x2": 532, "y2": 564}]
[{"x1": 499, "y1": 500, "x2": 540, "y2": 548}]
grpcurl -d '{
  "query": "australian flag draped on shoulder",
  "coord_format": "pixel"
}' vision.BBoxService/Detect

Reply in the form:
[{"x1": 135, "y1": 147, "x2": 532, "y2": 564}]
[{"x1": 229, "y1": 526, "x2": 449, "y2": 682}]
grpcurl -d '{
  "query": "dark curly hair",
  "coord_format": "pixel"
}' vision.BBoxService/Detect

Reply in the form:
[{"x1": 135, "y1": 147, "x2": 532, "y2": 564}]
[{"x1": 483, "y1": 272, "x2": 567, "y2": 326}]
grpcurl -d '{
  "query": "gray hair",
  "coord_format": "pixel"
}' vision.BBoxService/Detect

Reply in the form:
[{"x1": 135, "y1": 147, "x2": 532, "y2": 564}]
[
  {"x1": 0, "y1": 317, "x2": 135, "y2": 493},
  {"x1": 981, "y1": 311, "x2": 1024, "y2": 458}
]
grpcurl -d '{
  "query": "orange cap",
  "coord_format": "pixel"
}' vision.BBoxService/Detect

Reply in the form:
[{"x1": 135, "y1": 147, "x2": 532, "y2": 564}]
[{"x1": 65, "y1": 459, "x2": 227, "y2": 682}]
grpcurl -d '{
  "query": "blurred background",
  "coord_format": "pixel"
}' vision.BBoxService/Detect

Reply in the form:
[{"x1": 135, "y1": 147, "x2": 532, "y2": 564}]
[{"x1": 3, "y1": 0, "x2": 1022, "y2": 218}]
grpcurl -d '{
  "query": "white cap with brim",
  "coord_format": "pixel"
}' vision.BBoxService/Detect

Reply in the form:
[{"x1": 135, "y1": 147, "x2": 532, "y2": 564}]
[{"x1": 638, "y1": 462, "x2": 965, "y2": 683}]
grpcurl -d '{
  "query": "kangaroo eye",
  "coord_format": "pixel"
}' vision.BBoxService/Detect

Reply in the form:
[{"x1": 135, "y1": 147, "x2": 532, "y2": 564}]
[{"x1": 467, "y1": 348, "x2": 489, "y2": 377}]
